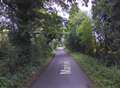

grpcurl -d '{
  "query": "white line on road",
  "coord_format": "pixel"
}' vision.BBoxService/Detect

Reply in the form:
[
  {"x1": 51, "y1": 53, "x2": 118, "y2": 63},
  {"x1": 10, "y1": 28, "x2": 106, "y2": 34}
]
[{"x1": 60, "y1": 61, "x2": 72, "y2": 75}]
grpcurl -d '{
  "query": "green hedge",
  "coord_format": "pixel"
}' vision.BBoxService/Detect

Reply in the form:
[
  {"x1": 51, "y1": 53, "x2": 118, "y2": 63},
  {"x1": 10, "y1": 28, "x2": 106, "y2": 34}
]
[{"x1": 69, "y1": 51, "x2": 120, "y2": 88}]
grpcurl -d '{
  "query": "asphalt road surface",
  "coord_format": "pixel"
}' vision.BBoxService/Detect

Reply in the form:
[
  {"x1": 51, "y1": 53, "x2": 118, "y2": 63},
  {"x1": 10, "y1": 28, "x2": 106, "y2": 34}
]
[{"x1": 30, "y1": 47, "x2": 91, "y2": 88}]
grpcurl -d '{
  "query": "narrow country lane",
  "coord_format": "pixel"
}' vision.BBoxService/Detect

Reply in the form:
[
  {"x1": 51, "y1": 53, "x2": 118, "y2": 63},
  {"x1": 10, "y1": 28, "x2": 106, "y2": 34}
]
[{"x1": 30, "y1": 47, "x2": 91, "y2": 88}]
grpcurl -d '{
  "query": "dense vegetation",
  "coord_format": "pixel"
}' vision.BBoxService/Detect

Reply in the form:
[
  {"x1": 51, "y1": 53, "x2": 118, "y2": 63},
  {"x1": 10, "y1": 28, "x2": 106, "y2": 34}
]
[
  {"x1": 0, "y1": 0, "x2": 64, "y2": 88},
  {"x1": 65, "y1": 0, "x2": 120, "y2": 88},
  {"x1": 92, "y1": 0, "x2": 120, "y2": 65},
  {"x1": 66, "y1": 0, "x2": 120, "y2": 66},
  {"x1": 68, "y1": 51, "x2": 120, "y2": 88},
  {"x1": 66, "y1": 8, "x2": 94, "y2": 54},
  {"x1": 0, "y1": 0, "x2": 120, "y2": 88}
]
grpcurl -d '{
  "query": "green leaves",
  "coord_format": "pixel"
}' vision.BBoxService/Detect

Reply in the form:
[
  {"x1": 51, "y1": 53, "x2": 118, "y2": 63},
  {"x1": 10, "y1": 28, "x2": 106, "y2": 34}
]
[
  {"x1": 0, "y1": 77, "x2": 11, "y2": 88},
  {"x1": 92, "y1": 0, "x2": 120, "y2": 64},
  {"x1": 71, "y1": 52, "x2": 120, "y2": 88},
  {"x1": 66, "y1": 7, "x2": 93, "y2": 53},
  {"x1": 77, "y1": 17, "x2": 92, "y2": 43}
]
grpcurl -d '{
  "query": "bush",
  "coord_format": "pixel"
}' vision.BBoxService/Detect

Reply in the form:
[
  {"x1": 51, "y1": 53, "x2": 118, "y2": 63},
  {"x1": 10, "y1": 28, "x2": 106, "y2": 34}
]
[
  {"x1": 70, "y1": 51, "x2": 120, "y2": 88},
  {"x1": 0, "y1": 33, "x2": 54, "y2": 88}
]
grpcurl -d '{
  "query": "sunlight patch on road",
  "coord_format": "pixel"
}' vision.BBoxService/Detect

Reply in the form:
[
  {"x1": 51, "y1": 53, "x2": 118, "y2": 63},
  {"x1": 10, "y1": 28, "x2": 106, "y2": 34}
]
[
  {"x1": 57, "y1": 47, "x2": 65, "y2": 50},
  {"x1": 60, "y1": 61, "x2": 72, "y2": 75}
]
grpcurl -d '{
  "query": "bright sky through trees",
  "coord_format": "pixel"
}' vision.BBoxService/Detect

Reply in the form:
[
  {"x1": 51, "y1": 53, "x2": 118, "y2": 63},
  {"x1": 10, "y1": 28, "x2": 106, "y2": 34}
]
[
  {"x1": 51, "y1": 0, "x2": 92, "y2": 19},
  {"x1": 77, "y1": 0, "x2": 92, "y2": 17}
]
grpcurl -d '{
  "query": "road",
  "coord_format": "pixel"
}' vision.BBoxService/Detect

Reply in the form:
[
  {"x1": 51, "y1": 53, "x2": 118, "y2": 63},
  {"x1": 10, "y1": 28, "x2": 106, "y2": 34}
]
[{"x1": 30, "y1": 47, "x2": 91, "y2": 88}]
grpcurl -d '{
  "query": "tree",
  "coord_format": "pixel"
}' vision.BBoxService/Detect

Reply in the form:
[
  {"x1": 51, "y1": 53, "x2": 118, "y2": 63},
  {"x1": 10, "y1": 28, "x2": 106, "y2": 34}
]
[
  {"x1": 66, "y1": 4, "x2": 93, "y2": 54},
  {"x1": 77, "y1": 16, "x2": 93, "y2": 54},
  {"x1": 92, "y1": 0, "x2": 120, "y2": 65}
]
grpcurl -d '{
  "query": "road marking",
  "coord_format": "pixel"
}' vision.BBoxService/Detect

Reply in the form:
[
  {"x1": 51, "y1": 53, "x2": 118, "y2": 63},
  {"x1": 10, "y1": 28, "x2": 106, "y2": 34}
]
[{"x1": 60, "y1": 61, "x2": 72, "y2": 75}]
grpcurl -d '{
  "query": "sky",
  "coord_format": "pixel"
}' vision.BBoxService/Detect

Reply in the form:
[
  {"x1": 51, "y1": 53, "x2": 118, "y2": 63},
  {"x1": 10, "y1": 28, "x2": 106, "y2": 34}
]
[
  {"x1": 77, "y1": 0, "x2": 92, "y2": 17},
  {"x1": 50, "y1": 0, "x2": 93, "y2": 19},
  {"x1": 0, "y1": 0, "x2": 92, "y2": 27}
]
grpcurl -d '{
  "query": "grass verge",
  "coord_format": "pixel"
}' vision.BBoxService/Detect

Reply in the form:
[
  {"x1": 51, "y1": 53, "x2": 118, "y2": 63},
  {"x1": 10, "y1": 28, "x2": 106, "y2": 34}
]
[
  {"x1": 25, "y1": 54, "x2": 54, "y2": 88},
  {"x1": 0, "y1": 53, "x2": 54, "y2": 88},
  {"x1": 66, "y1": 49, "x2": 120, "y2": 88}
]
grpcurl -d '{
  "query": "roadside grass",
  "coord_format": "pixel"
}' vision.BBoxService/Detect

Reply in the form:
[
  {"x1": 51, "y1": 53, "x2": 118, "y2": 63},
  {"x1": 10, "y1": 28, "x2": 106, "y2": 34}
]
[
  {"x1": 0, "y1": 53, "x2": 54, "y2": 88},
  {"x1": 67, "y1": 50, "x2": 120, "y2": 88}
]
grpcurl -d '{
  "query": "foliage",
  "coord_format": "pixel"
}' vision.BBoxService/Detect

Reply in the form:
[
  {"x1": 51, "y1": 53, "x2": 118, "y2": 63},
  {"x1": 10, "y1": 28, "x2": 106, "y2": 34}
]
[
  {"x1": 0, "y1": 0, "x2": 63, "y2": 88},
  {"x1": 66, "y1": 0, "x2": 120, "y2": 65},
  {"x1": 69, "y1": 51, "x2": 120, "y2": 88},
  {"x1": 77, "y1": 17, "x2": 93, "y2": 54},
  {"x1": 66, "y1": 7, "x2": 93, "y2": 54},
  {"x1": 92, "y1": 0, "x2": 120, "y2": 65},
  {"x1": 0, "y1": 0, "x2": 120, "y2": 87},
  {"x1": 65, "y1": 1, "x2": 120, "y2": 87}
]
